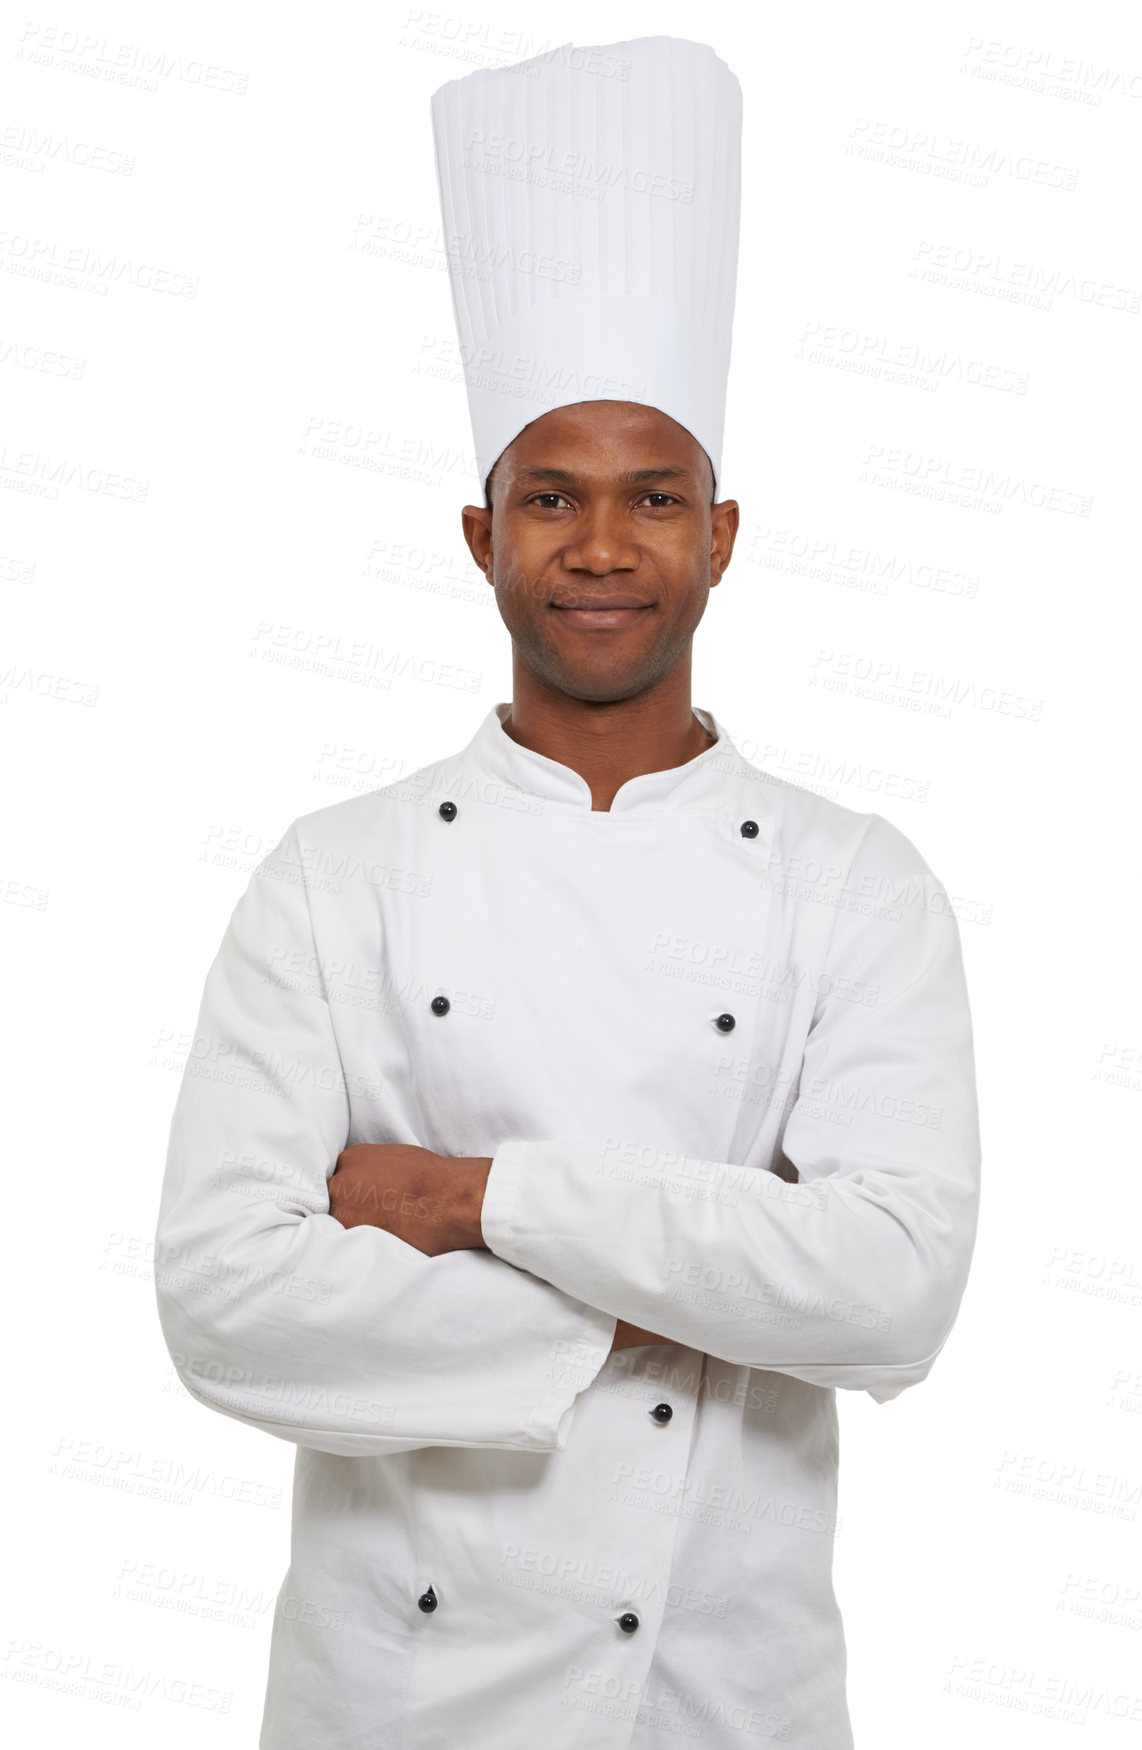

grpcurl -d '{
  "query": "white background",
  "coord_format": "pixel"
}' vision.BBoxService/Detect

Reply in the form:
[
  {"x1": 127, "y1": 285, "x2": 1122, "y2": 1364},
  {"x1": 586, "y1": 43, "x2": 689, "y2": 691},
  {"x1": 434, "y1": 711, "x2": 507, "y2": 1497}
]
[{"x1": 3, "y1": 0, "x2": 1140, "y2": 1743}]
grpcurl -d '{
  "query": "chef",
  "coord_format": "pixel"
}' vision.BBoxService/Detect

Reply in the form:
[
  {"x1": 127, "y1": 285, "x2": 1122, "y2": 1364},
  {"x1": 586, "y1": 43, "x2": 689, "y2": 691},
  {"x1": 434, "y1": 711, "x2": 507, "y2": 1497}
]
[{"x1": 154, "y1": 35, "x2": 981, "y2": 1750}]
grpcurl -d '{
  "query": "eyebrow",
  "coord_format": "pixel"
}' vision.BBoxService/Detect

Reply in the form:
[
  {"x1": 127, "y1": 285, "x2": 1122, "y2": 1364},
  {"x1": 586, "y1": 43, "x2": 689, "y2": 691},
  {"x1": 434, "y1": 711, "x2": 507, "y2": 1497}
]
[{"x1": 513, "y1": 466, "x2": 693, "y2": 486}]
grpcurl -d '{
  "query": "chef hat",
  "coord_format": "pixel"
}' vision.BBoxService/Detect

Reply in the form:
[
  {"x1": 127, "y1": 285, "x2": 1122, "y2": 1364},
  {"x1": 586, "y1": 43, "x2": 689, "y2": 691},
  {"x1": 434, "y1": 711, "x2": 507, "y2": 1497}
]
[{"x1": 430, "y1": 36, "x2": 742, "y2": 499}]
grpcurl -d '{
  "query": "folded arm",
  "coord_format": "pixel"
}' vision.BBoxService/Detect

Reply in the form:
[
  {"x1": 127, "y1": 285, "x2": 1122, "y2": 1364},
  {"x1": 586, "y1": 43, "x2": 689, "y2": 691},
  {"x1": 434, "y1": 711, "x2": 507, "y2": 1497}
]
[
  {"x1": 325, "y1": 1143, "x2": 674, "y2": 1355},
  {"x1": 478, "y1": 816, "x2": 983, "y2": 1403},
  {"x1": 153, "y1": 825, "x2": 616, "y2": 1459}
]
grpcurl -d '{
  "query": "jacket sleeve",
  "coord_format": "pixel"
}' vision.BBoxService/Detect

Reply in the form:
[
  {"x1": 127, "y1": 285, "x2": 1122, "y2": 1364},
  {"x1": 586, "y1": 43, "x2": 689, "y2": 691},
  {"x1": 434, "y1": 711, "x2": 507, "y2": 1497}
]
[
  {"x1": 479, "y1": 814, "x2": 982, "y2": 1404},
  {"x1": 153, "y1": 824, "x2": 617, "y2": 1459}
]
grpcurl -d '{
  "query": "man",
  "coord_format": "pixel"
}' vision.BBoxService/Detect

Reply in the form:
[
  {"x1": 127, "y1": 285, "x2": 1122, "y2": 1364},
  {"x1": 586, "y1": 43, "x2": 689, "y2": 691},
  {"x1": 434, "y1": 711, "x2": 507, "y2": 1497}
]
[{"x1": 154, "y1": 36, "x2": 981, "y2": 1749}]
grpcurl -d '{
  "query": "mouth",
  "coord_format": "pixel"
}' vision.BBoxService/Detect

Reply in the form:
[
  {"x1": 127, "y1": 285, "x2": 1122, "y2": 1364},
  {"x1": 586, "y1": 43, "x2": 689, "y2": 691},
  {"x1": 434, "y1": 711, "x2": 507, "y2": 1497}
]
[{"x1": 550, "y1": 596, "x2": 653, "y2": 630}]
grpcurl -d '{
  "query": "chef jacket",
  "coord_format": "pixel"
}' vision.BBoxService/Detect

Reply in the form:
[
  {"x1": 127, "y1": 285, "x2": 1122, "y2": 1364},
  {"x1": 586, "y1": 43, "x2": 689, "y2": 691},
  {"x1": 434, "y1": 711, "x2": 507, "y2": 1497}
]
[{"x1": 154, "y1": 700, "x2": 981, "y2": 1749}]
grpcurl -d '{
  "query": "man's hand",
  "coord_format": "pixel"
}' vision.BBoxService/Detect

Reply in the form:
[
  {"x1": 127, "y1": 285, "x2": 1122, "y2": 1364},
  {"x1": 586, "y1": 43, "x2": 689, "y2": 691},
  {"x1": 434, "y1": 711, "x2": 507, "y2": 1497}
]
[
  {"x1": 329, "y1": 1144, "x2": 492, "y2": 1257},
  {"x1": 610, "y1": 1319, "x2": 675, "y2": 1351}
]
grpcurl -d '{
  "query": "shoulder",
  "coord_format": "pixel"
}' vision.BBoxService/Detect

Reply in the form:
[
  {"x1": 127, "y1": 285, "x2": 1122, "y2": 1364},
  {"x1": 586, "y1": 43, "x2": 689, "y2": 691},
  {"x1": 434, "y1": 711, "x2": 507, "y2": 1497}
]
[
  {"x1": 729, "y1": 744, "x2": 938, "y2": 888},
  {"x1": 269, "y1": 745, "x2": 464, "y2": 856}
]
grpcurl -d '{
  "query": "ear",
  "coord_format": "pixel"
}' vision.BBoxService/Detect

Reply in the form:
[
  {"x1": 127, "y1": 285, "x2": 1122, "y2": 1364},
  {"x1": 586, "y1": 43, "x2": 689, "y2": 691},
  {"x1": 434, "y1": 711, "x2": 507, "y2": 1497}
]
[
  {"x1": 710, "y1": 499, "x2": 740, "y2": 582},
  {"x1": 461, "y1": 505, "x2": 495, "y2": 580}
]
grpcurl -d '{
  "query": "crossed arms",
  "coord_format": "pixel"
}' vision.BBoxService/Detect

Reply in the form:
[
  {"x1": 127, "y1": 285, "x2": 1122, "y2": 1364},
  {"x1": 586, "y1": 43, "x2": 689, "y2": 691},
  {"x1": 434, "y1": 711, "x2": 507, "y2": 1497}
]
[
  {"x1": 328, "y1": 1142, "x2": 671, "y2": 1352},
  {"x1": 153, "y1": 818, "x2": 981, "y2": 1459}
]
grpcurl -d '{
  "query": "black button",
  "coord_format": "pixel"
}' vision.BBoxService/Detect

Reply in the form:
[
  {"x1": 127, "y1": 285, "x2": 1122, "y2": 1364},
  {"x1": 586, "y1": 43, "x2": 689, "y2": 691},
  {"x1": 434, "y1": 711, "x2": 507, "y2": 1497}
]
[
  {"x1": 715, "y1": 1013, "x2": 736, "y2": 1032},
  {"x1": 651, "y1": 1403, "x2": 673, "y2": 1423},
  {"x1": 618, "y1": 1612, "x2": 640, "y2": 1634},
  {"x1": 430, "y1": 995, "x2": 450, "y2": 1016},
  {"x1": 740, "y1": 819, "x2": 759, "y2": 837},
  {"x1": 417, "y1": 1585, "x2": 437, "y2": 1612},
  {"x1": 438, "y1": 801, "x2": 458, "y2": 822}
]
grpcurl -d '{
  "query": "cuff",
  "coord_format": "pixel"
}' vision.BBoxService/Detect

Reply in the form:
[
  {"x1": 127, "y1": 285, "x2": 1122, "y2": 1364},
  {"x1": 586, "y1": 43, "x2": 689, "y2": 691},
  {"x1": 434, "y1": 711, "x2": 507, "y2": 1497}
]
[
  {"x1": 482, "y1": 1141, "x2": 616, "y2": 1450},
  {"x1": 525, "y1": 1300, "x2": 617, "y2": 1450},
  {"x1": 479, "y1": 1138, "x2": 533, "y2": 1267}
]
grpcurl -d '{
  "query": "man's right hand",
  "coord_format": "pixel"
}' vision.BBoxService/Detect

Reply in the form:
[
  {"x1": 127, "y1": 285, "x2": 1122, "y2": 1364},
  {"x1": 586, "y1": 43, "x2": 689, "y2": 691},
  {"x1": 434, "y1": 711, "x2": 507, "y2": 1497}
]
[{"x1": 610, "y1": 1318, "x2": 675, "y2": 1351}]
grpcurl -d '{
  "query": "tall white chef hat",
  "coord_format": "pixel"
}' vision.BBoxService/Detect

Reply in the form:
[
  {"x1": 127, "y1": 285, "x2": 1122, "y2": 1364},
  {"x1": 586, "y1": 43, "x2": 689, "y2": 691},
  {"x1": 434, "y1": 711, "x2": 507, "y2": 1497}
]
[{"x1": 430, "y1": 36, "x2": 742, "y2": 500}]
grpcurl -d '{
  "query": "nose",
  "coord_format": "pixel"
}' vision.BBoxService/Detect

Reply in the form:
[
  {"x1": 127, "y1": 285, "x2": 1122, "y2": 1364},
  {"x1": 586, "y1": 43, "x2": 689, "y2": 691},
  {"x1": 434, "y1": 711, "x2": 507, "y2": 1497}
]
[{"x1": 560, "y1": 504, "x2": 639, "y2": 575}]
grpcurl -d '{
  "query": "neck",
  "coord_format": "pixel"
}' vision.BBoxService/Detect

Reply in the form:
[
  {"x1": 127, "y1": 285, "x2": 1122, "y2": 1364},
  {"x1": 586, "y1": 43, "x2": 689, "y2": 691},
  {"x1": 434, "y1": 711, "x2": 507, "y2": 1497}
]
[{"x1": 500, "y1": 664, "x2": 715, "y2": 813}]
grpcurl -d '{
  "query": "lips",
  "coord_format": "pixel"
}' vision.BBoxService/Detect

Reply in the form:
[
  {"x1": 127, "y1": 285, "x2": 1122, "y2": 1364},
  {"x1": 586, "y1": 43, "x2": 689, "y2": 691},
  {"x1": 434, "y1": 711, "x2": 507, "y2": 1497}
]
[
  {"x1": 552, "y1": 595, "x2": 651, "y2": 610},
  {"x1": 551, "y1": 600, "x2": 652, "y2": 630},
  {"x1": 550, "y1": 595, "x2": 653, "y2": 629}
]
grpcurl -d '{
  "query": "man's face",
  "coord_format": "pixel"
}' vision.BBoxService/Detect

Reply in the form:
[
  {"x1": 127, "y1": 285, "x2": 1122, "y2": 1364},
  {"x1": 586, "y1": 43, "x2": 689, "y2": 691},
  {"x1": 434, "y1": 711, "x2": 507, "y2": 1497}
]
[{"x1": 461, "y1": 401, "x2": 739, "y2": 704}]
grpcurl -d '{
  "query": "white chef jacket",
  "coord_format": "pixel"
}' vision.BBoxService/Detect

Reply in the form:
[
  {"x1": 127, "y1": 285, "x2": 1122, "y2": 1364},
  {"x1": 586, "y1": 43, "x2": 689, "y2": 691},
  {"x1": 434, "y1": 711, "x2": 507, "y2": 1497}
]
[{"x1": 154, "y1": 701, "x2": 981, "y2": 1749}]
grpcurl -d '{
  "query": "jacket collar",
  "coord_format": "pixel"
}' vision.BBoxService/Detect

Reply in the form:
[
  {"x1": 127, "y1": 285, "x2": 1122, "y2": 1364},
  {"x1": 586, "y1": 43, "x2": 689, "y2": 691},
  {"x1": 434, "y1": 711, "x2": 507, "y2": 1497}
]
[{"x1": 457, "y1": 700, "x2": 751, "y2": 816}]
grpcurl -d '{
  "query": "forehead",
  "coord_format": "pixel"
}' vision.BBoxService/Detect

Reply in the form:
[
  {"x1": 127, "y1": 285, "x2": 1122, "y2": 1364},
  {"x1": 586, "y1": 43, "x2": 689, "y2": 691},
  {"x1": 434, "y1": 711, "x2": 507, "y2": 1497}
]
[{"x1": 498, "y1": 401, "x2": 708, "y2": 485}]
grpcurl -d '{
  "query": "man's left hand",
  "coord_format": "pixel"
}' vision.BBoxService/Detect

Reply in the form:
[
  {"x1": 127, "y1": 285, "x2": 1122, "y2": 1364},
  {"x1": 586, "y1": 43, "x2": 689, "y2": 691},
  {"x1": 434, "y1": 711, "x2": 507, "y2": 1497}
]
[{"x1": 329, "y1": 1144, "x2": 493, "y2": 1257}]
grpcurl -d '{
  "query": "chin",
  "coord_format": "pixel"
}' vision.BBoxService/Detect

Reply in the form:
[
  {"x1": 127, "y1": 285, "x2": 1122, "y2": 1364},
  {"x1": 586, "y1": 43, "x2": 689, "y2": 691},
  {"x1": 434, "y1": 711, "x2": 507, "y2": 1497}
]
[{"x1": 536, "y1": 665, "x2": 663, "y2": 705}]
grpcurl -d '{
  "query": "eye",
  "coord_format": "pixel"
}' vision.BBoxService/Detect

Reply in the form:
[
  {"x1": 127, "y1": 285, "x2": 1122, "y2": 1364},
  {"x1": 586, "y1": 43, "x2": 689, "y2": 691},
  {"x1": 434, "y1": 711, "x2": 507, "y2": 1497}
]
[
  {"x1": 530, "y1": 492, "x2": 573, "y2": 509},
  {"x1": 640, "y1": 493, "x2": 679, "y2": 507}
]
